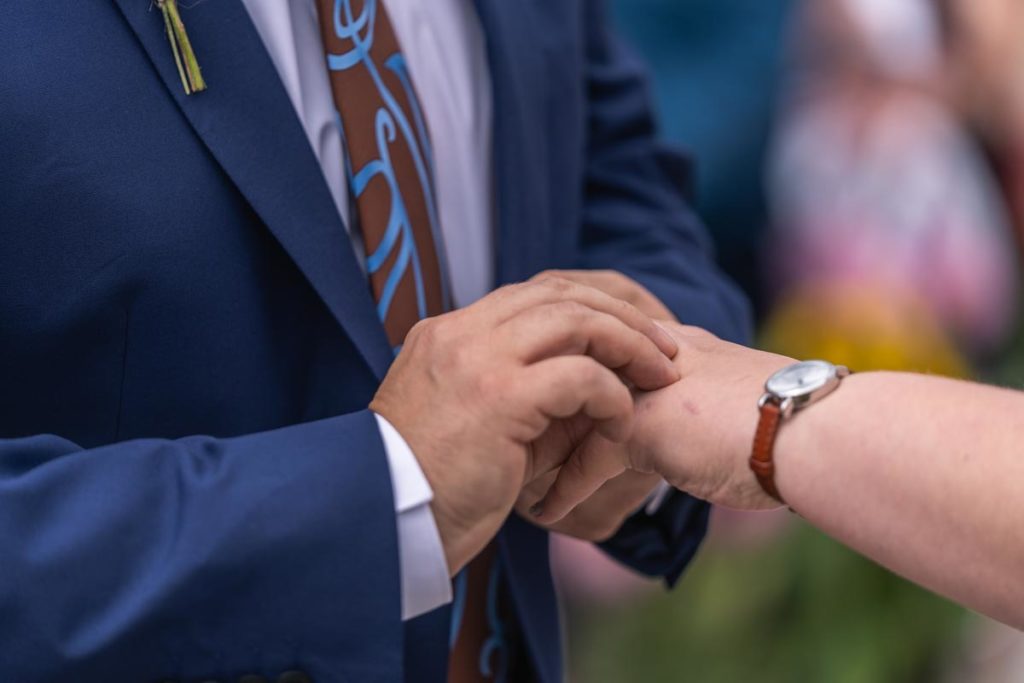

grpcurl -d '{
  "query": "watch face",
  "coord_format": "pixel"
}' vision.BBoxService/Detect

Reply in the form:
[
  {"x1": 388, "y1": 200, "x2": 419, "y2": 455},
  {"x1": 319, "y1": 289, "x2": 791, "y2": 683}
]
[{"x1": 765, "y1": 360, "x2": 836, "y2": 399}]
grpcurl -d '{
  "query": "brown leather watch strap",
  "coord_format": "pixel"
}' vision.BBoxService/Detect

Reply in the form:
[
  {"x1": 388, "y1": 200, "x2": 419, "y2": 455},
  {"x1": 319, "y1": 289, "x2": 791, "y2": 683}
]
[{"x1": 749, "y1": 401, "x2": 785, "y2": 504}]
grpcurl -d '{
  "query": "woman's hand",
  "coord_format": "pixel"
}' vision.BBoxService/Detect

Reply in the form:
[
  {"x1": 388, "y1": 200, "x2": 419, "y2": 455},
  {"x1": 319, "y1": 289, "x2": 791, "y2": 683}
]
[
  {"x1": 531, "y1": 324, "x2": 795, "y2": 525},
  {"x1": 528, "y1": 321, "x2": 1024, "y2": 630}
]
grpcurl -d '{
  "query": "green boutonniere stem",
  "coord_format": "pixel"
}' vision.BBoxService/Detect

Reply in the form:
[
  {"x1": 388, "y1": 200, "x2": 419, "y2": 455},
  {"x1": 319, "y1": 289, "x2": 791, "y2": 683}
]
[{"x1": 158, "y1": 0, "x2": 206, "y2": 94}]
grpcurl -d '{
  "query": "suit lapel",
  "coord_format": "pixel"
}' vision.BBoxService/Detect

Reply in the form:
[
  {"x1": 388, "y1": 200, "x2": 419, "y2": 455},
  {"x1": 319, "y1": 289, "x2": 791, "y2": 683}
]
[
  {"x1": 111, "y1": 0, "x2": 394, "y2": 379},
  {"x1": 472, "y1": 9, "x2": 562, "y2": 682},
  {"x1": 474, "y1": 0, "x2": 551, "y2": 285}
]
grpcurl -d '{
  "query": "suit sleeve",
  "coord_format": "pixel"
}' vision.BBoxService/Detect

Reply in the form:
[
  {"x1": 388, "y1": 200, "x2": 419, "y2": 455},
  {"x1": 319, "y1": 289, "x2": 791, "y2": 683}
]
[
  {"x1": 577, "y1": 0, "x2": 754, "y2": 585},
  {"x1": 0, "y1": 411, "x2": 403, "y2": 682}
]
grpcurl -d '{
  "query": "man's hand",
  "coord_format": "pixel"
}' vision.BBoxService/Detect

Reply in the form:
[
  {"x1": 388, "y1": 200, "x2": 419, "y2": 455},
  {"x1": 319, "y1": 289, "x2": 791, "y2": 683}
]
[
  {"x1": 512, "y1": 270, "x2": 677, "y2": 541},
  {"x1": 532, "y1": 270, "x2": 676, "y2": 321},
  {"x1": 515, "y1": 469, "x2": 661, "y2": 542},
  {"x1": 514, "y1": 413, "x2": 662, "y2": 543},
  {"x1": 370, "y1": 278, "x2": 681, "y2": 575},
  {"x1": 529, "y1": 323, "x2": 795, "y2": 526}
]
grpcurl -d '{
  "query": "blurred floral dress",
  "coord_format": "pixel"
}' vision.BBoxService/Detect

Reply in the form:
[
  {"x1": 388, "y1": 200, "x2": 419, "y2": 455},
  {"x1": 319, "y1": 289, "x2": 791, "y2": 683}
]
[{"x1": 764, "y1": 0, "x2": 1020, "y2": 374}]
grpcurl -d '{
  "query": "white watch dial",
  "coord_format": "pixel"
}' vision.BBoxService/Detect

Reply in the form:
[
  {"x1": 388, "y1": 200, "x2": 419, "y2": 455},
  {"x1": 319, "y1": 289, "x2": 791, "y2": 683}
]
[{"x1": 765, "y1": 360, "x2": 836, "y2": 399}]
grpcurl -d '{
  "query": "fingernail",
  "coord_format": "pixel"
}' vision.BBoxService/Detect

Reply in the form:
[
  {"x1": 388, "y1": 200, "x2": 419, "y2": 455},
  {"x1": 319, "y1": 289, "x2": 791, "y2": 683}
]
[
  {"x1": 665, "y1": 358, "x2": 681, "y2": 381},
  {"x1": 653, "y1": 322, "x2": 678, "y2": 357},
  {"x1": 529, "y1": 502, "x2": 544, "y2": 517}
]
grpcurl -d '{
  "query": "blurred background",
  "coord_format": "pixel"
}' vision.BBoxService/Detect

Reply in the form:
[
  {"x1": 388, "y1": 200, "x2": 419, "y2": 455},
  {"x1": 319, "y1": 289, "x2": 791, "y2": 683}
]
[{"x1": 554, "y1": 0, "x2": 1024, "y2": 680}]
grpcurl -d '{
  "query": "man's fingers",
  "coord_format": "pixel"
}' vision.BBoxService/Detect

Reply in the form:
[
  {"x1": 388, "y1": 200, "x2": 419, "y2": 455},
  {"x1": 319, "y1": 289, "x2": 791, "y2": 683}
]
[
  {"x1": 531, "y1": 434, "x2": 627, "y2": 525},
  {"x1": 526, "y1": 413, "x2": 594, "y2": 484},
  {"x1": 515, "y1": 470, "x2": 558, "y2": 515},
  {"x1": 521, "y1": 470, "x2": 662, "y2": 541},
  {"x1": 473, "y1": 278, "x2": 679, "y2": 359},
  {"x1": 511, "y1": 357, "x2": 635, "y2": 445},
  {"x1": 531, "y1": 269, "x2": 677, "y2": 321},
  {"x1": 496, "y1": 303, "x2": 680, "y2": 391}
]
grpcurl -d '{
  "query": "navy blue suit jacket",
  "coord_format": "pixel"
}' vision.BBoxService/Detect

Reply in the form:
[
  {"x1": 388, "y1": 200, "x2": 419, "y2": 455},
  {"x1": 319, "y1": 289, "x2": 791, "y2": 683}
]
[{"x1": 0, "y1": 1, "x2": 751, "y2": 681}]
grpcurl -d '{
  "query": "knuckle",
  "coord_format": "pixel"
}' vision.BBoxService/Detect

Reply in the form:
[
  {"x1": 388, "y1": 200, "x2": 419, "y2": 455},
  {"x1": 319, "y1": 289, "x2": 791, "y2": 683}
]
[
  {"x1": 610, "y1": 378, "x2": 632, "y2": 406},
  {"x1": 614, "y1": 323, "x2": 646, "y2": 348},
  {"x1": 539, "y1": 275, "x2": 575, "y2": 296},
  {"x1": 433, "y1": 316, "x2": 465, "y2": 348},
  {"x1": 576, "y1": 359, "x2": 607, "y2": 387},
  {"x1": 500, "y1": 281, "x2": 530, "y2": 298},
  {"x1": 553, "y1": 300, "x2": 592, "y2": 322},
  {"x1": 597, "y1": 290, "x2": 641, "y2": 321},
  {"x1": 406, "y1": 317, "x2": 432, "y2": 342},
  {"x1": 410, "y1": 317, "x2": 441, "y2": 347},
  {"x1": 413, "y1": 316, "x2": 470, "y2": 369},
  {"x1": 613, "y1": 295, "x2": 644, "y2": 320},
  {"x1": 480, "y1": 283, "x2": 521, "y2": 310},
  {"x1": 566, "y1": 451, "x2": 591, "y2": 480},
  {"x1": 404, "y1": 320, "x2": 435, "y2": 356},
  {"x1": 601, "y1": 269, "x2": 628, "y2": 287}
]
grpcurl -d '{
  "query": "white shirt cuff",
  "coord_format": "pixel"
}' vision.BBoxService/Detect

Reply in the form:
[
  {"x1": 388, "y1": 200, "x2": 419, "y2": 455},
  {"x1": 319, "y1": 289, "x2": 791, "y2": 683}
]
[{"x1": 374, "y1": 413, "x2": 453, "y2": 620}]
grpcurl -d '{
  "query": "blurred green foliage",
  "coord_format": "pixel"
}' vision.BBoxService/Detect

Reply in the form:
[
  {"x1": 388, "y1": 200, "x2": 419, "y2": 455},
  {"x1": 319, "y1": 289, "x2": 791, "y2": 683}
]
[{"x1": 567, "y1": 520, "x2": 967, "y2": 683}]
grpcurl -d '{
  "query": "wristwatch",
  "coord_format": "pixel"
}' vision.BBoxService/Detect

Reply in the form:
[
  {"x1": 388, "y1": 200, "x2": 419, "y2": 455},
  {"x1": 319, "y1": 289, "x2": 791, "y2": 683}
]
[{"x1": 749, "y1": 360, "x2": 850, "y2": 504}]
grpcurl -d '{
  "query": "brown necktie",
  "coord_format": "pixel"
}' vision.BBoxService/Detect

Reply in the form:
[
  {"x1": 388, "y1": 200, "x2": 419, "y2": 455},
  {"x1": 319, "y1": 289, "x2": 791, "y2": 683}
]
[
  {"x1": 315, "y1": 0, "x2": 445, "y2": 347},
  {"x1": 313, "y1": 2, "x2": 511, "y2": 681}
]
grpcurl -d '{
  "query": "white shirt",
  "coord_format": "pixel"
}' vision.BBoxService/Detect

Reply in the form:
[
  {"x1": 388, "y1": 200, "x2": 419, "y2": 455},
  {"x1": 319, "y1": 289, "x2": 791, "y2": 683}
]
[{"x1": 240, "y1": 0, "x2": 494, "y2": 620}]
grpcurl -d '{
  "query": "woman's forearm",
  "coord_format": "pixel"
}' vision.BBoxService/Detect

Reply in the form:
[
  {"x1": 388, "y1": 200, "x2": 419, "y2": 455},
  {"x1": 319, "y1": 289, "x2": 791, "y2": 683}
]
[
  {"x1": 534, "y1": 326, "x2": 1024, "y2": 628},
  {"x1": 776, "y1": 371, "x2": 1024, "y2": 627}
]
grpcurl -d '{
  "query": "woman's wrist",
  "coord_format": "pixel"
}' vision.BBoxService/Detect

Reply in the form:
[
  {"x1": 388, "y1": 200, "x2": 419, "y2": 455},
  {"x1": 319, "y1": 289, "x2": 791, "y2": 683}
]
[
  {"x1": 770, "y1": 372, "x2": 877, "y2": 513},
  {"x1": 710, "y1": 351, "x2": 796, "y2": 510}
]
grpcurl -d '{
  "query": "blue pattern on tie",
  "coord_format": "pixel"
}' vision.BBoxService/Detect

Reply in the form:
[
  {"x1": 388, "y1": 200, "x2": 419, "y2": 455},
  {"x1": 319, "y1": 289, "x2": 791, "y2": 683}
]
[
  {"x1": 327, "y1": 0, "x2": 447, "y2": 323},
  {"x1": 480, "y1": 563, "x2": 509, "y2": 682}
]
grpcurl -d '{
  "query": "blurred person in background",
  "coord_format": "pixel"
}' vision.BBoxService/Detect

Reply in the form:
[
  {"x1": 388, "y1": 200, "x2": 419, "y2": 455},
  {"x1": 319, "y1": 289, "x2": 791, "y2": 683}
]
[
  {"x1": 943, "y1": 0, "x2": 1024, "y2": 253},
  {"x1": 765, "y1": 0, "x2": 1021, "y2": 376}
]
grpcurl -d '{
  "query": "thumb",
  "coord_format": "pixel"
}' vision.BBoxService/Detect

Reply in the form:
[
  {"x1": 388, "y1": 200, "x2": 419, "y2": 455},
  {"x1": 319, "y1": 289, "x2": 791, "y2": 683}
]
[{"x1": 531, "y1": 433, "x2": 627, "y2": 525}]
